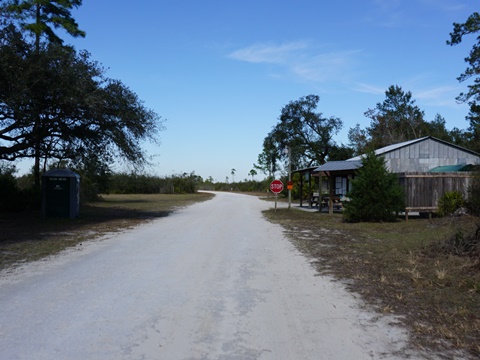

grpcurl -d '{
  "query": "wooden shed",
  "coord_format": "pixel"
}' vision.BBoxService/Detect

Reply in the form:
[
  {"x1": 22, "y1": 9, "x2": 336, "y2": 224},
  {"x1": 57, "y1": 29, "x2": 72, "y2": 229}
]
[
  {"x1": 348, "y1": 136, "x2": 480, "y2": 173},
  {"x1": 306, "y1": 136, "x2": 480, "y2": 214}
]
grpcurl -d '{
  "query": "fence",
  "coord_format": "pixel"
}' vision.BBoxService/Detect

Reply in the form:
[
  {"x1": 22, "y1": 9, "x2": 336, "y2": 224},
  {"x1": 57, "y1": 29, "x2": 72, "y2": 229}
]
[{"x1": 397, "y1": 172, "x2": 474, "y2": 217}]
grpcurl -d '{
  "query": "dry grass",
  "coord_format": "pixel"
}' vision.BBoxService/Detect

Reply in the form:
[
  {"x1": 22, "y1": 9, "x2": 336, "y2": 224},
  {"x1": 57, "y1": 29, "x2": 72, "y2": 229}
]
[
  {"x1": 263, "y1": 208, "x2": 480, "y2": 359},
  {"x1": 0, "y1": 193, "x2": 214, "y2": 269}
]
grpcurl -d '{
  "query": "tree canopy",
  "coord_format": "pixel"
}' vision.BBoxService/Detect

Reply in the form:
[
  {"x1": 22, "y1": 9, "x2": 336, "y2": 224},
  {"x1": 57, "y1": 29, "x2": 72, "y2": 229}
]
[
  {"x1": 352, "y1": 85, "x2": 427, "y2": 152},
  {"x1": 0, "y1": 23, "x2": 164, "y2": 180},
  {"x1": 348, "y1": 85, "x2": 468, "y2": 155},
  {"x1": 4, "y1": 0, "x2": 85, "y2": 47},
  {"x1": 448, "y1": 11, "x2": 480, "y2": 152},
  {"x1": 258, "y1": 95, "x2": 342, "y2": 175}
]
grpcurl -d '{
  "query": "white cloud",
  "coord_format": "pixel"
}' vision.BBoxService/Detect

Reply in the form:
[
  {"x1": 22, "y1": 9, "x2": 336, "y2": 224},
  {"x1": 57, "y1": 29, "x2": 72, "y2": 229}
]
[
  {"x1": 354, "y1": 83, "x2": 385, "y2": 95},
  {"x1": 228, "y1": 42, "x2": 361, "y2": 83},
  {"x1": 292, "y1": 50, "x2": 362, "y2": 82},
  {"x1": 355, "y1": 82, "x2": 463, "y2": 108},
  {"x1": 227, "y1": 41, "x2": 308, "y2": 64},
  {"x1": 416, "y1": 86, "x2": 461, "y2": 107}
]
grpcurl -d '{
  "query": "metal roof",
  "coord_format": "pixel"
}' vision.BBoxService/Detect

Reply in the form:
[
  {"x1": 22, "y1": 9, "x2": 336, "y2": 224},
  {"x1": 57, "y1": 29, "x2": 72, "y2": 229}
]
[
  {"x1": 314, "y1": 160, "x2": 363, "y2": 172},
  {"x1": 348, "y1": 136, "x2": 480, "y2": 161},
  {"x1": 292, "y1": 166, "x2": 319, "y2": 174},
  {"x1": 428, "y1": 164, "x2": 471, "y2": 172},
  {"x1": 348, "y1": 137, "x2": 430, "y2": 161}
]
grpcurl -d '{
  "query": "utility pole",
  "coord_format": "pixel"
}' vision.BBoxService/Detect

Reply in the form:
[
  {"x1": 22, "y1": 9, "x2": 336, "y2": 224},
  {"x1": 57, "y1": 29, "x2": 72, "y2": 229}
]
[{"x1": 287, "y1": 147, "x2": 292, "y2": 209}]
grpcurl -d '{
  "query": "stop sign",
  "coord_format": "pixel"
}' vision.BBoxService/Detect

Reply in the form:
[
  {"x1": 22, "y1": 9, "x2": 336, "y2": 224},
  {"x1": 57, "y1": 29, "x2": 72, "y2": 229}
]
[{"x1": 270, "y1": 179, "x2": 284, "y2": 194}]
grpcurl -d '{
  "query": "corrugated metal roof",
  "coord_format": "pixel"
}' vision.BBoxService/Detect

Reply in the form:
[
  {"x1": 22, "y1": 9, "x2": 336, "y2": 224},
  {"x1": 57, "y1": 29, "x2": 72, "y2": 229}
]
[
  {"x1": 292, "y1": 166, "x2": 319, "y2": 174},
  {"x1": 348, "y1": 136, "x2": 480, "y2": 161},
  {"x1": 314, "y1": 160, "x2": 363, "y2": 172},
  {"x1": 348, "y1": 136, "x2": 430, "y2": 161},
  {"x1": 428, "y1": 164, "x2": 471, "y2": 172}
]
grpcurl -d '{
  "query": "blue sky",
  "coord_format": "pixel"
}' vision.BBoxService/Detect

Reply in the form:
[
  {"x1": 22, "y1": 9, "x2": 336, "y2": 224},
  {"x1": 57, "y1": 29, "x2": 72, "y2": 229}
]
[{"x1": 46, "y1": 1, "x2": 478, "y2": 181}]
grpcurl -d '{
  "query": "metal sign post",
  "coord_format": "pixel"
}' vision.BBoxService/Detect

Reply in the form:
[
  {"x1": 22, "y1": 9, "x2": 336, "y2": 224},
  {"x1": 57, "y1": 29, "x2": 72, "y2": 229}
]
[{"x1": 270, "y1": 179, "x2": 284, "y2": 212}]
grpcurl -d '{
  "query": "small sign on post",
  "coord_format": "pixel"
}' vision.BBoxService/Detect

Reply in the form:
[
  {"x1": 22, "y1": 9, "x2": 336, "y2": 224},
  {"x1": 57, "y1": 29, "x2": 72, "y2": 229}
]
[
  {"x1": 270, "y1": 179, "x2": 284, "y2": 211},
  {"x1": 287, "y1": 181, "x2": 293, "y2": 190}
]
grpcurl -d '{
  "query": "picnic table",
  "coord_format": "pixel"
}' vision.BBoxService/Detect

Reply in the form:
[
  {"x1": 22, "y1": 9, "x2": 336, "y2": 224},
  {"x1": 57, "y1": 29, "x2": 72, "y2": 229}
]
[
  {"x1": 309, "y1": 193, "x2": 344, "y2": 210},
  {"x1": 309, "y1": 193, "x2": 346, "y2": 210}
]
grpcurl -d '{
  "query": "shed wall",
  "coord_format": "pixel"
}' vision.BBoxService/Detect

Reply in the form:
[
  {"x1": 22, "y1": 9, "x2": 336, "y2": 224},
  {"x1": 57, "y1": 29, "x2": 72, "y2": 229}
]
[
  {"x1": 398, "y1": 172, "x2": 473, "y2": 211},
  {"x1": 384, "y1": 138, "x2": 480, "y2": 173}
]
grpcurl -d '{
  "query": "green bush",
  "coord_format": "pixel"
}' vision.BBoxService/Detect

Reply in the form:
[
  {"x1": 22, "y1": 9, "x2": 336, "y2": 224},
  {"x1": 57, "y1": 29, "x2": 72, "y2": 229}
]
[
  {"x1": 343, "y1": 152, "x2": 405, "y2": 222},
  {"x1": 437, "y1": 190, "x2": 464, "y2": 217}
]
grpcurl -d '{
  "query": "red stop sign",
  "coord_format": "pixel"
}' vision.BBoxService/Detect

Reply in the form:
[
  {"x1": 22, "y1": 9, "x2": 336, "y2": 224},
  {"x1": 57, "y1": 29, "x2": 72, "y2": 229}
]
[{"x1": 270, "y1": 179, "x2": 284, "y2": 194}]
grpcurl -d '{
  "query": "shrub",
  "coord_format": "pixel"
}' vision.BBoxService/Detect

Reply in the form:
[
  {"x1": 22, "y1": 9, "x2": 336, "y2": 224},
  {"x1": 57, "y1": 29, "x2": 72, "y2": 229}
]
[
  {"x1": 435, "y1": 222, "x2": 480, "y2": 258},
  {"x1": 437, "y1": 190, "x2": 464, "y2": 217}
]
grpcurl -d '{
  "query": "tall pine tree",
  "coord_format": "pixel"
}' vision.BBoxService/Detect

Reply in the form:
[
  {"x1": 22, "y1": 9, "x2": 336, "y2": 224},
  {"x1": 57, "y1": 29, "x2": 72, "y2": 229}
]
[{"x1": 3, "y1": 0, "x2": 85, "y2": 188}]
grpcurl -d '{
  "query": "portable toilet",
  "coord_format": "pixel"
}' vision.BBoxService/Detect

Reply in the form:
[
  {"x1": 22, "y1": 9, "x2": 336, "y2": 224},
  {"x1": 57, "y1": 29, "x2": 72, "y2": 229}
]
[{"x1": 41, "y1": 169, "x2": 80, "y2": 218}]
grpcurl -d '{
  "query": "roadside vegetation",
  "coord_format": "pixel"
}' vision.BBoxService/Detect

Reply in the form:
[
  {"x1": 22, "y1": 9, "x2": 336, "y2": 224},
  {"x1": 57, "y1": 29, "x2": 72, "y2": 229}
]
[
  {"x1": 0, "y1": 193, "x2": 214, "y2": 270},
  {"x1": 263, "y1": 208, "x2": 480, "y2": 358}
]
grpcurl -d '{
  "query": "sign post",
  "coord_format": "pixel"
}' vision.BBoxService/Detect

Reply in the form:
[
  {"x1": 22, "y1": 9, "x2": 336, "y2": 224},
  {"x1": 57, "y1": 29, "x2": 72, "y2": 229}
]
[{"x1": 270, "y1": 179, "x2": 284, "y2": 211}]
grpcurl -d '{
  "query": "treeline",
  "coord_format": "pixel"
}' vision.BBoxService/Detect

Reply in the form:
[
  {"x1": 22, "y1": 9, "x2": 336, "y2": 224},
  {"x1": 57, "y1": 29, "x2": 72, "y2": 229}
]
[
  {"x1": 200, "y1": 178, "x2": 272, "y2": 193},
  {"x1": 0, "y1": 164, "x2": 279, "y2": 212}
]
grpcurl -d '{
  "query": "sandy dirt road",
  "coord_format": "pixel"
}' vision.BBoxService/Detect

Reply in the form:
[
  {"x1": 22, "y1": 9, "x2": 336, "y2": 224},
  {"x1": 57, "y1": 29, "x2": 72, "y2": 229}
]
[{"x1": 0, "y1": 192, "x2": 416, "y2": 359}]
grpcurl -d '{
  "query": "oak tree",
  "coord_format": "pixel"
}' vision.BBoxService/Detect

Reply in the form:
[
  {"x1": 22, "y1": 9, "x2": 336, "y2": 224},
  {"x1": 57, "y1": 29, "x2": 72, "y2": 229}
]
[
  {"x1": 0, "y1": 25, "x2": 164, "y2": 184},
  {"x1": 259, "y1": 95, "x2": 342, "y2": 174}
]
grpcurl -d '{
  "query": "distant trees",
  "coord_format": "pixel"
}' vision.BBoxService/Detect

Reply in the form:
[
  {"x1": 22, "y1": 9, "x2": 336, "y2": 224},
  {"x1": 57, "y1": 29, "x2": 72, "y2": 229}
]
[
  {"x1": 248, "y1": 168, "x2": 257, "y2": 180},
  {"x1": 107, "y1": 172, "x2": 202, "y2": 194},
  {"x1": 348, "y1": 85, "x2": 469, "y2": 155},
  {"x1": 258, "y1": 95, "x2": 343, "y2": 175}
]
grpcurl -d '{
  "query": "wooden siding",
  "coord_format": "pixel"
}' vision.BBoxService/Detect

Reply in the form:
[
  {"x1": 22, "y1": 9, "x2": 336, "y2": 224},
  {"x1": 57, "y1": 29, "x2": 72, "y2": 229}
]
[
  {"x1": 398, "y1": 172, "x2": 473, "y2": 211},
  {"x1": 384, "y1": 138, "x2": 480, "y2": 173}
]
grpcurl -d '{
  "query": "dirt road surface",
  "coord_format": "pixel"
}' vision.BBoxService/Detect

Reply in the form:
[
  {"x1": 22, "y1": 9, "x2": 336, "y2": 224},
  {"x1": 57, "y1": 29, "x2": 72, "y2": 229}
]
[{"x1": 0, "y1": 192, "x2": 416, "y2": 359}]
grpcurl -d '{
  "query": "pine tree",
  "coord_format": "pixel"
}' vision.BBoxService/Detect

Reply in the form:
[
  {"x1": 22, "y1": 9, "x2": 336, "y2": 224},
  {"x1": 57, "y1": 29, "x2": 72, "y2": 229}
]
[
  {"x1": 343, "y1": 152, "x2": 404, "y2": 222},
  {"x1": 3, "y1": 0, "x2": 85, "y2": 188}
]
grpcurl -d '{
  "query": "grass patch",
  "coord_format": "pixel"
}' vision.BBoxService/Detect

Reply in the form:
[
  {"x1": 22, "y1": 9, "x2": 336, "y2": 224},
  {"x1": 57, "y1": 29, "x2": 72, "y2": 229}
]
[
  {"x1": 263, "y1": 208, "x2": 480, "y2": 358},
  {"x1": 0, "y1": 192, "x2": 214, "y2": 270}
]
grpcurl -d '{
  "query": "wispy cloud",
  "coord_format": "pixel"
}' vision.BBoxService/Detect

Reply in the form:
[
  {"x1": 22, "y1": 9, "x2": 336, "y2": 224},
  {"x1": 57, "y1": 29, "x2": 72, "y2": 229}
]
[
  {"x1": 355, "y1": 81, "x2": 462, "y2": 109},
  {"x1": 354, "y1": 83, "x2": 386, "y2": 95},
  {"x1": 228, "y1": 41, "x2": 308, "y2": 64},
  {"x1": 228, "y1": 41, "x2": 361, "y2": 83},
  {"x1": 364, "y1": 0, "x2": 406, "y2": 27},
  {"x1": 416, "y1": 86, "x2": 461, "y2": 107},
  {"x1": 420, "y1": 0, "x2": 468, "y2": 13}
]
